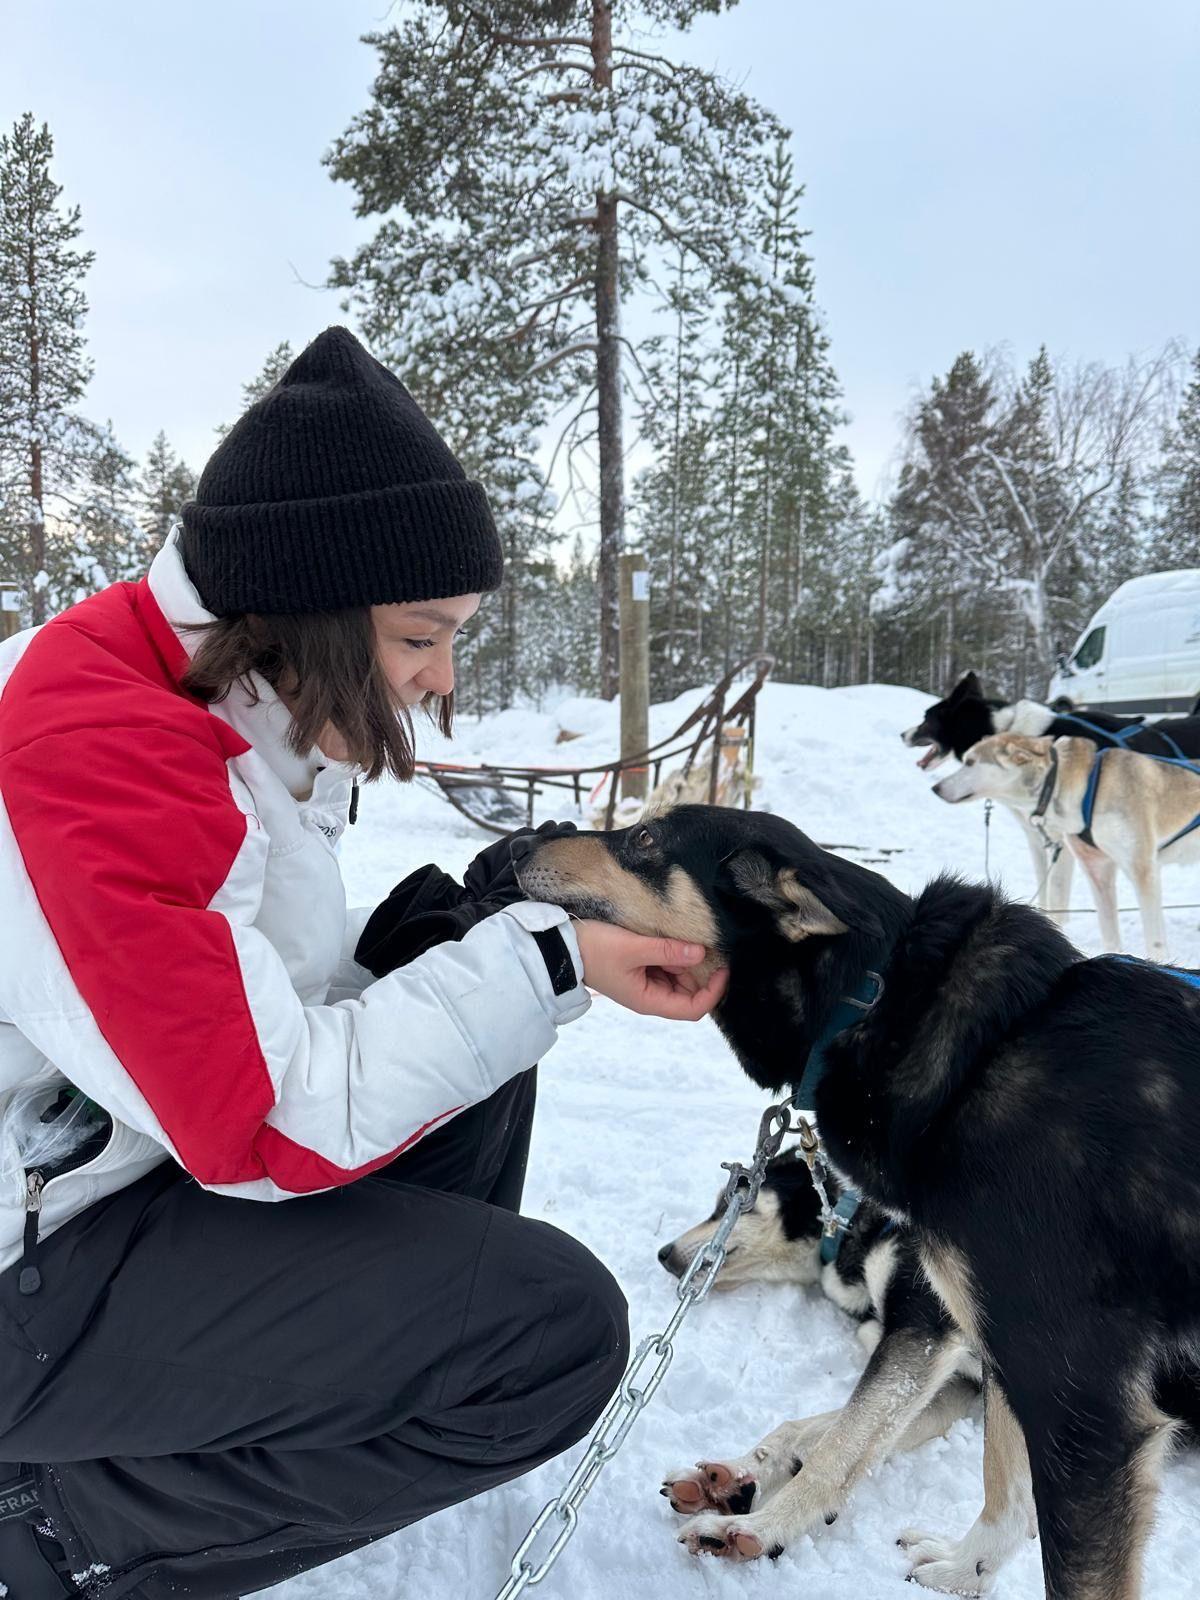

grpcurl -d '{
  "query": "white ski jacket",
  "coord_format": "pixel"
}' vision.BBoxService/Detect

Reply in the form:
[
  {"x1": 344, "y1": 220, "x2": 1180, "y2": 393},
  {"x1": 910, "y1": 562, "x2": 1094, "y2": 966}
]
[{"x1": 0, "y1": 533, "x2": 589, "y2": 1283}]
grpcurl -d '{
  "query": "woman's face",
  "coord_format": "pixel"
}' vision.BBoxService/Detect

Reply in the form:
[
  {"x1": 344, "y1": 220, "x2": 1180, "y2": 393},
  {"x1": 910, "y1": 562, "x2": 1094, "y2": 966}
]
[{"x1": 316, "y1": 592, "x2": 481, "y2": 763}]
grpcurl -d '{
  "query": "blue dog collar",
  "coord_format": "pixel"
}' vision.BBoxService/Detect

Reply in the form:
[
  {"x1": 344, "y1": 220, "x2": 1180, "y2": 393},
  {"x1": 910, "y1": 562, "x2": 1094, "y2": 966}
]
[{"x1": 794, "y1": 967, "x2": 885, "y2": 1112}]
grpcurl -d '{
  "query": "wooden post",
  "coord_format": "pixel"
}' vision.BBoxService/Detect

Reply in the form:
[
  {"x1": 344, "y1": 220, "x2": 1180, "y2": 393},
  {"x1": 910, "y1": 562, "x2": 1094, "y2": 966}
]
[
  {"x1": 619, "y1": 552, "x2": 650, "y2": 801},
  {"x1": 0, "y1": 582, "x2": 21, "y2": 642}
]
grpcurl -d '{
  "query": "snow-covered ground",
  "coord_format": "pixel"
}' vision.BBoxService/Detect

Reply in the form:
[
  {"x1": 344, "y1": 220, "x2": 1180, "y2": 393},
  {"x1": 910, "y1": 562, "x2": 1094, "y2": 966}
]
[{"x1": 277, "y1": 681, "x2": 1200, "y2": 1600}]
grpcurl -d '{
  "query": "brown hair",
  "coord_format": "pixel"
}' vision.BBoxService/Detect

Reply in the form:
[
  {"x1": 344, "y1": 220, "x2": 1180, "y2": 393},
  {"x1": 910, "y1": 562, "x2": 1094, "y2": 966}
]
[{"x1": 181, "y1": 609, "x2": 453, "y2": 782}]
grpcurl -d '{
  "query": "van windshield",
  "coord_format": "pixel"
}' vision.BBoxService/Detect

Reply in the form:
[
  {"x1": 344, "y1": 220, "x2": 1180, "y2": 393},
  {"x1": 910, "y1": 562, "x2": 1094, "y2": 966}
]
[{"x1": 1073, "y1": 626, "x2": 1106, "y2": 670}]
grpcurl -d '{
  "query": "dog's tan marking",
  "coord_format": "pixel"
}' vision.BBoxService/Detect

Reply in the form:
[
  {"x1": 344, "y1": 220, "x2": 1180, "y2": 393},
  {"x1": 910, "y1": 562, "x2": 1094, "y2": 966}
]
[
  {"x1": 919, "y1": 1239, "x2": 983, "y2": 1348},
  {"x1": 1107, "y1": 1382, "x2": 1183, "y2": 1600},
  {"x1": 519, "y1": 834, "x2": 719, "y2": 951},
  {"x1": 903, "y1": 1378, "x2": 1034, "y2": 1594},
  {"x1": 726, "y1": 853, "x2": 848, "y2": 941}
]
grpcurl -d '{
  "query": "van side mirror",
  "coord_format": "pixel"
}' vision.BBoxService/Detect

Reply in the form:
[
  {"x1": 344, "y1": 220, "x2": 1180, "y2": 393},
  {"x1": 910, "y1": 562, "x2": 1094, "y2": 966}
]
[{"x1": 1055, "y1": 651, "x2": 1073, "y2": 675}]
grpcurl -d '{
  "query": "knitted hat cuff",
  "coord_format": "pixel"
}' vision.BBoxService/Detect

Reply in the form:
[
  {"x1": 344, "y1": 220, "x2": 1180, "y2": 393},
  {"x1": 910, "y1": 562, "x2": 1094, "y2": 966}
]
[{"x1": 180, "y1": 477, "x2": 502, "y2": 614}]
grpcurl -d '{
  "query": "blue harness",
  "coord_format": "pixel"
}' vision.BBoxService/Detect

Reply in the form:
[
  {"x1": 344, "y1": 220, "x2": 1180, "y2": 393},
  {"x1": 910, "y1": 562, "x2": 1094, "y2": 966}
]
[
  {"x1": 792, "y1": 966, "x2": 893, "y2": 1265},
  {"x1": 1113, "y1": 954, "x2": 1200, "y2": 991},
  {"x1": 1077, "y1": 746, "x2": 1200, "y2": 852},
  {"x1": 1056, "y1": 713, "x2": 1189, "y2": 761},
  {"x1": 1055, "y1": 716, "x2": 1200, "y2": 851}
]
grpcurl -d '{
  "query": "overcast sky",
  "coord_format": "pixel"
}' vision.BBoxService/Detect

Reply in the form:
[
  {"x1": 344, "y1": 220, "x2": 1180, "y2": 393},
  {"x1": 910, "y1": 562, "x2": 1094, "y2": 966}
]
[{"x1": 4, "y1": 0, "x2": 1197, "y2": 504}]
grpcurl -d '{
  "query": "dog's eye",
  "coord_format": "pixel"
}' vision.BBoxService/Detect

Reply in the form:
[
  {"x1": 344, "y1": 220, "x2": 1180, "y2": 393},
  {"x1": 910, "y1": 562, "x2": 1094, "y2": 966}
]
[{"x1": 635, "y1": 827, "x2": 655, "y2": 849}]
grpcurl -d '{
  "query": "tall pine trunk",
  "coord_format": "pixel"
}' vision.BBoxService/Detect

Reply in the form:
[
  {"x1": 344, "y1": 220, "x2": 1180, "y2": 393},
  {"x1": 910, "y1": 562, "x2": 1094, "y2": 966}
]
[
  {"x1": 25, "y1": 225, "x2": 46, "y2": 625},
  {"x1": 593, "y1": 0, "x2": 623, "y2": 699}
]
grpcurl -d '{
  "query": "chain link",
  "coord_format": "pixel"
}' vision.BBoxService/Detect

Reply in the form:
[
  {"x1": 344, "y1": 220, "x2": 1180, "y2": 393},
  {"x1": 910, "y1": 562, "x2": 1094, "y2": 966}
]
[{"x1": 492, "y1": 1091, "x2": 805, "y2": 1599}]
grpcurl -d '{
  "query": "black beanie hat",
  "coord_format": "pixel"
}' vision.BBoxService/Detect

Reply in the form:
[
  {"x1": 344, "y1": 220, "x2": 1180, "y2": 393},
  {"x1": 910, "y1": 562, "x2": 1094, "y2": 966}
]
[{"x1": 179, "y1": 326, "x2": 504, "y2": 615}]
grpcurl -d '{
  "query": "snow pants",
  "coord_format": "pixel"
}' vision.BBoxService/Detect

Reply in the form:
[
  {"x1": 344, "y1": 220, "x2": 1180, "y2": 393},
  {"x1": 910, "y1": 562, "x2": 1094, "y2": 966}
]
[{"x1": 0, "y1": 1070, "x2": 630, "y2": 1599}]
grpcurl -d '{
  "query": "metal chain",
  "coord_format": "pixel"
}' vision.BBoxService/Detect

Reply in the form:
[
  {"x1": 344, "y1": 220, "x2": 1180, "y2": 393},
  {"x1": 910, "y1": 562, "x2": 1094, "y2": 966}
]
[
  {"x1": 492, "y1": 1091, "x2": 806, "y2": 1600},
  {"x1": 794, "y1": 1115, "x2": 841, "y2": 1243}
]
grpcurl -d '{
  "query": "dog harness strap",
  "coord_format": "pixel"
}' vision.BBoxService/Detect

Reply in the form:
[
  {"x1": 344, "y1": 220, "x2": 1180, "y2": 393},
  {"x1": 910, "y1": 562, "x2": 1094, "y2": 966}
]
[
  {"x1": 1077, "y1": 748, "x2": 1109, "y2": 846},
  {"x1": 1033, "y1": 746, "x2": 1059, "y2": 820},
  {"x1": 1073, "y1": 743, "x2": 1200, "y2": 853},
  {"x1": 1159, "y1": 811, "x2": 1200, "y2": 852},
  {"x1": 794, "y1": 965, "x2": 887, "y2": 1112},
  {"x1": 1058, "y1": 714, "x2": 1137, "y2": 747},
  {"x1": 819, "y1": 1188, "x2": 862, "y2": 1264},
  {"x1": 1113, "y1": 954, "x2": 1200, "y2": 991},
  {"x1": 1153, "y1": 730, "x2": 1187, "y2": 760}
]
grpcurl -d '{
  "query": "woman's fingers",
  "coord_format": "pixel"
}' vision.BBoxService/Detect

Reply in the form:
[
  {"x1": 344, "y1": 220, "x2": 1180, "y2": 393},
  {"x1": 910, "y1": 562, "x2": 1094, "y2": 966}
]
[{"x1": 572, "y1": 921, "x2": 727, "y2": 1020}]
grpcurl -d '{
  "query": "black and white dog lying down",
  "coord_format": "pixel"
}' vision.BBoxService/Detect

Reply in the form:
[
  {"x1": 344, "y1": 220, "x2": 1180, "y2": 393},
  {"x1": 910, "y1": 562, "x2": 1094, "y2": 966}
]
[
  {"x1": 657, "y1": 1149, "x2": 982, "y2": 1568},
  {"x1": 517, "y1": 805, "x2": 1200, "y2": 1600},
  {"x1": 901, "y1": 671, "x2": 1200, "y2": 921}
]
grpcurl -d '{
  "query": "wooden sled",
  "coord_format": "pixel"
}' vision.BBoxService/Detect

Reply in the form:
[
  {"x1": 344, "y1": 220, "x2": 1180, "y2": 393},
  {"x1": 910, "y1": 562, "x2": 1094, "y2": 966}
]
[{"x1": 415, "y1": 655, "x2": 773, "y2": 837}]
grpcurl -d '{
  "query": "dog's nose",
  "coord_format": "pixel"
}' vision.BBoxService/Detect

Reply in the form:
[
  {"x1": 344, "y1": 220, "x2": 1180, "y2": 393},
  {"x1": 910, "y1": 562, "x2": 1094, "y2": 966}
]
[{"x1": 657, "y1": 1242, "x2": 673, "y2": 1263}]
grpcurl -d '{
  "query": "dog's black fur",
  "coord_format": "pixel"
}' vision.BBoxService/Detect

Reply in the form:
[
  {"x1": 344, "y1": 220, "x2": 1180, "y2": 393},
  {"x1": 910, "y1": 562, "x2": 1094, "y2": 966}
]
[
  {"x1": 520, "y1": 805, "x2": 1200, "y2": 1598},
  {"x1": 906, "y1": 670, "x2": 1200, "y2": 763},
  {"x1": 749, "y1": 1151, "x2": 959, "y2": 1351}
]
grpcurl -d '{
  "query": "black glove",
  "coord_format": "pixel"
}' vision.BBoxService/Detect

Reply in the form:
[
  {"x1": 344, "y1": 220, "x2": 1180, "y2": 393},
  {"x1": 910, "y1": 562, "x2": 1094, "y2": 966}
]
[
  {"x1": 461, "y1": 818, "x2": 579, "y2": 906},
  {"x1": 355, "y1": 821, "x2": 579, "y2": 979}
]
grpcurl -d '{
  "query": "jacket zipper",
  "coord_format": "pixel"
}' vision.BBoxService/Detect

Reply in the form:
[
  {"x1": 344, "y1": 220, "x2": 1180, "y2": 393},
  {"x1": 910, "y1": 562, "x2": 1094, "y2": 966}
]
[
  {"x1": 20, "y1": 1171, "x2": 44, "y2": 1294},
  {"x1": 20, "y1": 1112, "x2": 115, "y2": 1297}
]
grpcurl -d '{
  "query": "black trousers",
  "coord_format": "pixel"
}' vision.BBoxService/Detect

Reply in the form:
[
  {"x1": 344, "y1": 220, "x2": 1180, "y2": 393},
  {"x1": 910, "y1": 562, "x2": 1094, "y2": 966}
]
[{"x1": 0, "y1": 1070, "x2": 629, "y2": 1599}]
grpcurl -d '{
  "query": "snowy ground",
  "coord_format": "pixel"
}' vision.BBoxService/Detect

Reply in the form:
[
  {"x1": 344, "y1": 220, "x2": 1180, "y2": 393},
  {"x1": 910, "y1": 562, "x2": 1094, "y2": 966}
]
[{"x1": 275, "y1": 681, "x2": 1200, "y2": 1600}]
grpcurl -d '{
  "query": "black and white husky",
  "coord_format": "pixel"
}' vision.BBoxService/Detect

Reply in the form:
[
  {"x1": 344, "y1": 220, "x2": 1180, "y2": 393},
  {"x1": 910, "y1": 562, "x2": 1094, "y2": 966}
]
[
  {"x1": 903, "y1": 672, "x2": 1200, "y2": 920},
  {"x1": 657, "y1": 1150, "x2": 982, "y2": 1568},
  {"x1": 518, "y1": 806, "x2": 1200, "y2": 1599}
]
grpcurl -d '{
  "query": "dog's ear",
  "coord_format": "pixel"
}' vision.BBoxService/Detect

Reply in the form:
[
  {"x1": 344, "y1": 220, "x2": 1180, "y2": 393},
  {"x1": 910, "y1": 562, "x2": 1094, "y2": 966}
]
[
  {"x1": 995, "y1": 737, "x2": 1036, "y2": 766},
  {"x1": 724, "y1": 851, "x2": 850, "y2": 941},
  {"x1": 950, "y1": 671, "x2": 983, "y2": 701}
]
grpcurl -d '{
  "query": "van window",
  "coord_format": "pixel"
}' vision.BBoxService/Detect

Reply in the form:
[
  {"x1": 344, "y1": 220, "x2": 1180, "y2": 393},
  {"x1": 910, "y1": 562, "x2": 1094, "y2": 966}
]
[{"x1": 1074, "y1": 626, "x2": 1106, "y2": 669}]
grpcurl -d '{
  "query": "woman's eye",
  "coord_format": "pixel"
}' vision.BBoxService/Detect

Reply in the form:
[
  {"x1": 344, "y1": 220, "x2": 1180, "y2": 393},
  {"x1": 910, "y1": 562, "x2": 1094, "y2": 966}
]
[{"x1": 404, "y1": 638, "x2": 436, "y2": 651}]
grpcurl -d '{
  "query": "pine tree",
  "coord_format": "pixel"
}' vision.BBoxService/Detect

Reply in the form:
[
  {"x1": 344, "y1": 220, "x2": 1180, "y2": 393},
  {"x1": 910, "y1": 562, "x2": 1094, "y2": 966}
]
[
  {"x1": 0, "y1": 113, "x2": 96, "y2": 623},
  {"x1": 326, "y1": 0, "x2": 783, "y2": 697},
  {"x1": 1150, "y1": 347, "x2": 1200, "y2": 568},
  {"x1": 70, "y1": 424, "x2": 140, "y2": 599},
  {"x1": 138, "y1": 430, "x2": 196, "y2": 570},
  {"x1": 215, "y1": 343, "x2": 294, "y2": 439}
]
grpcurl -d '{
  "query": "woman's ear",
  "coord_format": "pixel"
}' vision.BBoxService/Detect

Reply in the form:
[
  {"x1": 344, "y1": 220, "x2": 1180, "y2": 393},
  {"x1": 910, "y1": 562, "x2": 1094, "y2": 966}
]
[{"x1": 723, "y1": 850, "x2": 850, "y2": 941}]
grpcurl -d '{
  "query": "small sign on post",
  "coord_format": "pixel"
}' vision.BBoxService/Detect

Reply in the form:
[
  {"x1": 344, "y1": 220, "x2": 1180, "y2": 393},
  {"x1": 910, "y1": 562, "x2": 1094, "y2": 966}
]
[
  {"x1": 619, "y1": 553, "x2": 651, "y2": 802},
  {"x1": 0, "y1": 583, "x2": 21, "y2": 642}
]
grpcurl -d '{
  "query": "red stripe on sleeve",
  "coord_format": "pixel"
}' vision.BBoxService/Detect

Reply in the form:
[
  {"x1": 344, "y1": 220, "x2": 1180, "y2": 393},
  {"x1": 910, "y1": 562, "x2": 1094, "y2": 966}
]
[{"x1": 0, "y1": 588, "x2": 447, "y2": 1194}]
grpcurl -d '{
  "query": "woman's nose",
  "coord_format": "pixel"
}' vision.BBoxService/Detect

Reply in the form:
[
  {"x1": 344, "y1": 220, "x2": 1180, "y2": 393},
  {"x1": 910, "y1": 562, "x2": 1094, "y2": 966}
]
[{"x1": 418, "y1": 653, "x2": 455, "y2": 697}]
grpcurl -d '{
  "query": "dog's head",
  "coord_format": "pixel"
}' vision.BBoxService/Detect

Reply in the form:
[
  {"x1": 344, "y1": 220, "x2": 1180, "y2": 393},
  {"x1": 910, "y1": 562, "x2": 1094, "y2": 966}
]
[
  {"x1": 932, "y1": 732, "x2": 1055, "y2": 807},
  {"x1": 517, "y1": 804, "x2": 906, "y2": 1092},
  {"x1": 656, "y1": 1148, "x2": 828, "y2": 1290},
  {"x1": 901, "y1": 671, "x2": 997, "y2": 770}
]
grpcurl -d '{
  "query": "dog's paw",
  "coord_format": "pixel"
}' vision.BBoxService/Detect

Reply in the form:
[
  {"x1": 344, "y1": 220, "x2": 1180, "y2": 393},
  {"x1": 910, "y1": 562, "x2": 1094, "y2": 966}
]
[
  {"x1": 661, "y1": 1460, "x2": 758, "y2": 1516},
  {"x1": 677, "y1": 1511, "x2": 773, "y2": 1560},
  {"x1": 898, "y1": 1529, "x2": 992, "y2": 1597}
]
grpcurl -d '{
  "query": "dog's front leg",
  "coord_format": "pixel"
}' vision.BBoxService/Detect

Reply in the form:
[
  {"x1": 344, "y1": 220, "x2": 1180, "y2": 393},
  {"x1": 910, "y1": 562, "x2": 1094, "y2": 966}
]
[
  {"x1": 676, "y1": 1330, "x2": 965, "y2": 1562},
  {"x1": 900, "y1": 1373, "x2": 1034, "y2": 1596},
  {"x1": 662, "y1": 1411, "x2": 841, "y2": 1517},
  {"x1": 1126, "y1": 852, "x2": 1168, "y2": 961},
  {"x1": 1068, "y1": 837, "x2": 1121, "y2": 951}
]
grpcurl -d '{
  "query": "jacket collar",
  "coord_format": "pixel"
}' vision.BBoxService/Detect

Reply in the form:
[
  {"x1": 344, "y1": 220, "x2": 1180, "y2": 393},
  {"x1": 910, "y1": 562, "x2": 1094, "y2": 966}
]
[{"x1": 143, "y1": 529, "x2": 360, "y2": 802}]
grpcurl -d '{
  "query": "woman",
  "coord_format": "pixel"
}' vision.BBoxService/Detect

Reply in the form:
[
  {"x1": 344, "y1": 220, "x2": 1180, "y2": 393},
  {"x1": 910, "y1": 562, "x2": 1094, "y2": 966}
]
[{"x1": 0, "y1": 328, "x2": 726, "y2": 1599}]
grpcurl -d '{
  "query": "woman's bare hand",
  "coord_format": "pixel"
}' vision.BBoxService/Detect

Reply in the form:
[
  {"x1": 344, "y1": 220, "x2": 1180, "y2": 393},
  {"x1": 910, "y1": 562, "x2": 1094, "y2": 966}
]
[{"x1": 572, "y1": 920, "x2": 728, "y2": 1021}]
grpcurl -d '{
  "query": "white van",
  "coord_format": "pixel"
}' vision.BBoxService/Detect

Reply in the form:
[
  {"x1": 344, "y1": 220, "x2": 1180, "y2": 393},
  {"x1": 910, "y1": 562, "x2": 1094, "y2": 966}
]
[{"x1": 1048, "y1": 571, "x2": 1200, "y2": 715}]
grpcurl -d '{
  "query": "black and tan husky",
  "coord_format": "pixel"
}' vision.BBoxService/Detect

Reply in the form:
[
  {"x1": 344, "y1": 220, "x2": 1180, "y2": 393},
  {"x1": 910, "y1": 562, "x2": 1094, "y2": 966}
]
[{"x1": 517, "y1": 805, "x2": 1200, "y2": 1600}]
